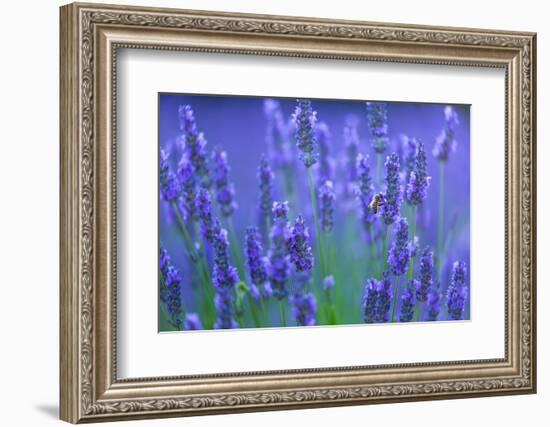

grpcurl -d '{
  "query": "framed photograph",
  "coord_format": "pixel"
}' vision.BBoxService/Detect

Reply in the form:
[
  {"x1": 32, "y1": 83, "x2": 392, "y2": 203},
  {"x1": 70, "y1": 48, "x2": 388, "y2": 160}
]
[{"x1": 60, "y1": 2, "x2": 537, "y2": 423}]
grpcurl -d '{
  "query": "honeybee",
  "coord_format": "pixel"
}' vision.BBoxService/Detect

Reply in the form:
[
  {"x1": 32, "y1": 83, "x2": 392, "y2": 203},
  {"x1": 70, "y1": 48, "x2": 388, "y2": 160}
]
[{"x1": 368, "y1": 193, "x2": 385, "y2": 214}]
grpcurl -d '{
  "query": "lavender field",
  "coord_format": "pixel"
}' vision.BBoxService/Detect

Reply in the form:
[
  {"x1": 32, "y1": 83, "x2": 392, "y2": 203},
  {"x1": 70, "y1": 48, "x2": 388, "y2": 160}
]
[{"x1": 158, "y1": 93, "x2": 470, "y2": 331}]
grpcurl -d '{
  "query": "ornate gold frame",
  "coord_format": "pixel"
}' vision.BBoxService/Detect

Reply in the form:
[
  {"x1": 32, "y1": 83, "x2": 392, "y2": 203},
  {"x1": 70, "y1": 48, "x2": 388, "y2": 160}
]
[{"x1": 59, "y1": 2, "x2": 537, "y2": 423}]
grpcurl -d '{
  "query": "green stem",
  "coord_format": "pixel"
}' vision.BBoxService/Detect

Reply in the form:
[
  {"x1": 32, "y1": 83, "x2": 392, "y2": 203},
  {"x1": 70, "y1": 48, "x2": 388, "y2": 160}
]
[
  {"x1": 279, "y1": 300, "x2": 287, "y2": 327},
  {"x1": 437, "y1": 161, "x2": 445, "y2": 281},
  {"x1": 391, "y1": 275, "x2": 401, "y2": 322},
  {"x1": 307, "y1": 168, "x2": 326, "y2": 278}
]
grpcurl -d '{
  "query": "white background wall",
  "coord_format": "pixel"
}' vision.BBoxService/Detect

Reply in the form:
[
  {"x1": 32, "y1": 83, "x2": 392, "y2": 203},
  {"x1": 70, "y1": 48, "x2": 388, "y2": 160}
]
[{"x1": 0, "y1": 0, "x2": 545, "y2": 425}]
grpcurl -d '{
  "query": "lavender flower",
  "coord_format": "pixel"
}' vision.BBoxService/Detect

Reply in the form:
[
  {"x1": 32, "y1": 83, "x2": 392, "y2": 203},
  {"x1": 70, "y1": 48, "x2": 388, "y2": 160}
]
[
  {"x1": 268, "y1": 201, "x2": 290, "y2": 300},
  {"x1": 344, "y1": 116, "x2": 360, "y2": 198},
  {"x1": 408, "y1": 235, "x2": 419, "y2": 259},
  {"x1": 292, "y1": 99, "x2": 318, "y2": 168},
  {"x1": 257, "y1": 154, "x2": 274, "y2": 224},
  {"x1": 433, "y1": 105, "x2": 459, "y2": 162},
  {"x1": 319, "y1": 180, "x2": 335, "y2": 232},
  {"x1": 196, "y1": 188, "x2": 216, "y2": 244},
  {"x1": 402, "y1": 135, "x2": 418, "y2": 180},
  {"x1": 400, "y1": 280, "x2": 417, "y2": 322},
  {"x1": 264, "y1": 99, "x2": 292, "y2": 168},
  {"x1": 315, "y1": 121, "x2": 333, "y2": 184},
  {"x1": 416, "y1": 247, "x2": 434, "y2": 302},
  {"x1": 387, "y1": 217, "x2": 410, "y2": 276},
  {"x1": 406, "y1": 142, "x2": 431, "y2": 205},
  {"x1": 356, "y1": 153, "x2": 375, "y2": 228},
  {"x1": 323, "y1": 275, "x2": 335, "y2": 291},
  {"x1": 212, "y1": 147, "x2": 237, "y2": 217},
  {"x1": 214, "y1": 290, "x2": 238, "y2": 329},
  {"x1": 176, "y1": 155, "x2": 196, "y2": 220},
  {"x1": 366, "y1": 102, "x2": 389, "y2": 154},
  {"x1": 184, "y1": 313, "x2": 203, "y2": 330},
  {"x1": 426, "y1": 287, "x2": 441, "y2": 321},
  {"x1": 446, "y1": 260, "x2": 468, "y2": 320},
  {"x1": 159, "y1": 149, "x2": 181, "y2": 202},
  {"x1": 245, "y1": 227, "x2": 270, "y2": 296},
  {"x1": 363, "y1": 272, "x2": 392, "y2": 323},
  {"x1": 159, "y1": 246, "x2": 183, "y2": 329},
  {"x1": 178, "y1": 105, "x2": 210, "y2": 188},
  {"x1": 291, "y1": 291, "x2": 317, "y2": 326},
  {"x1": 381, "y1": 153, "x2": 402, "y2": 225},
  {"x1": 287, "y1": 215, "x2": 314, "y2": 273}
]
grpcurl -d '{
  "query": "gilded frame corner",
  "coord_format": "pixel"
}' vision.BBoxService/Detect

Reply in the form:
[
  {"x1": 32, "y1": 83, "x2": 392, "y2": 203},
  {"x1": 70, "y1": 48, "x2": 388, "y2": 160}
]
[{"x1": 60, "y1": 2, "x2": 536, "y2": 423}]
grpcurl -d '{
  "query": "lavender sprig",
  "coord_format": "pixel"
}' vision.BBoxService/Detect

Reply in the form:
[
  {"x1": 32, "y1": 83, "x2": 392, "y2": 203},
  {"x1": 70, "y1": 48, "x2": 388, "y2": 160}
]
[
  {"x1": 176, "y1": 155, "x2": 196, "y2": 220},
  {"x1": 159, "y1": 246, "x2": 183, "y2": 329},
  {"x1": 416, "y1": 246, "x2": 434, "y2": 302},
  {"x1": 399, "y1": 280, "x2": 417, "y2": 322},
  {"x1": 446, "y1": 260, "x2": 468, "y2": 320},
  {"x1": 406, "y1": 142, "x2": 431, "y2": 205},
  {"x1": 356, "y1": 153, "x2": 375, "y2": 228},
  {"x1": 264, "y1": 99, "x2": 292, "y2": 168},
  {"x1": 381, "y1": 153, "x2": 402, "y2": 225},
  {"x1": 184, "y1": 313, "x2": 203, "y2": 330},
  {"x1": 366, "y1": 102, "x2": 389, "y2": 154},
  {"x1": 178, "y1": 105, "x2": 211, "y2": 188},
  {"x1": 315, "y1": 121, "x2": 333, "y2": 184},
  {"x1": 287, "y1": 215, "x2": 314, "y2": 273},
  {"x1": 257, "y1": 154, "x2": 274, "y2": 224},
  {"x1": 433, "y1": 106, "x2": 459, "y2": 162},
  {"x1": 268, "y1": 201, "x2": 291, "y2": 300},
  {"x1": 363, "y1": 272, "x2": 392, "y2": 323},
  {"x1": 292, "y1": 99, "x2": 318, "y2": 168},
  {"x1": 291, "y1": 288, "x2": 317, "y2": 326},
  {"x1": 343, "y1": 116, "x2": 360, "y2": 199},
  {"x1": 160, "y1": 149, "x2": 181, "y2": 202},
  {"x1": 319, "y1": 180, "x2": 335, "y2": 232},
  {"x1": 196, "y1": 188, "x2": 216, "y2": 244},
  {"x1": 212, "y1": 147, "x2": 237, "y2": 218},
  {"x1": 426, "y1": 287, "x2": 441, "y2": 321},
  {"x1": 387, "y1": 217, "x2": 410, "y2": 276},
  {"x1": 245, "y1": 227, "x2": 270, "y2": 298}
]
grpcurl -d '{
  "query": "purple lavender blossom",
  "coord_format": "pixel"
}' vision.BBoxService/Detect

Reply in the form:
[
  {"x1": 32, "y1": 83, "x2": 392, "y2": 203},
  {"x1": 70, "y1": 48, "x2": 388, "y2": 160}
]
[
  {"x1": 323, "y1": 275, "x2": 335, "y2": 291},
  {"x1": 178, "y1": 105, "x2": 211, "y2": 188},
  {"x1": 343, "y1": 116, "x2": 360, "y2": 198},
  {"x1": 318, "y1": 180, "x2": 335, "y2": 232},
  {"x1": 257, "y1": 154, "x2": 274, "y2": 224},
  {"x1": 159, "y1": 246, "x2": 183, "y2": 329},
  {"x1": 292, "y1": 99, "x2": 318, "y2": 168},
  {"x1": 287, "y1": 215, "x2": 314, "y2": 273},
  {"x1": 366, "y1": 102, "x2": 389, "y2": 154},
  {"x1": 381, "y1": 153, "x2": 402, "y2": 225},
  {"x1": 416, "y1": 246, "x2": 434, "y2": 302},
  {"x1": 426, "y1": 287, "x2": 441, "y2": 321},
  {"x1": 264, "y1": 99, "x2": 292, "y2": 168},
  {"x1": 315, "y1": 121, "x2": 334, "y2": 184},
  {"x1": 196, "y1": 188, "x2": 216, "y2": 244},
  {"x1": 406, "y1": 142, "x2": 431, "y2": 205},
  {"x1": 402, "y1": 135, "x2": 419, "y2": 180},
  {"x1": 446, "y1": 260, "x2": 468, "y2": 320},
  {"x1": 159, "y1": 149, "x2": 181, "y2": 202},
  {"x1": 184, "y1": 313, "x2": 203, "y2": 330},
  {"x1": 176, "y1": 155, "x2": 196, "y2": 220},
  {"x1": 212, "y1": 147, "x2": 237, "y2": 217},
  {"x1": 214, "y1": 290, "x2": 239, "y2": 329},
  {"x1": 356, "y1": 153, "x2": 375, "y2": 228},
  {"x1": 408, "y1": 236, "x2": 419, "y2": 259},
  {"x1": 363, "y1": 272, "x2": 392, "y2": 323},
  {"x1": 268, "y1": 201, "x2": 290, "y2": 300},
  {"x1": 400, "y1": 280, "x2": 417, "y2": 322},
  {"x1": 387, "y1": 217, "x2": 410, "y2": 276},
  {"x1": 245, "y1": 227, "x2": 270, "y2": 297},
  {"x1": 433, "y1": 105, "x2": 459, "y2": 162},
  {"x1": 291, "y1": 291, "x2": 317, "y2": 326}
]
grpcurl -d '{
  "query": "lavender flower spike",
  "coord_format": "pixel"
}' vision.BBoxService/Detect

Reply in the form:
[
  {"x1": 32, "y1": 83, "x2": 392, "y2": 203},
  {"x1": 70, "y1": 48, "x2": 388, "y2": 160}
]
[
  {"x1": 212, "y1": 146, "x2": 237, "y2": 218},
  {"x1": 343, "y1": 115, "x2": 360, "y2": 198},
  {"x1": 400, "y1": 280, "x2": 417, "y2": 322},
  {"x1": 323, "y1": 275, "x2": 335, "y2": 291},
  {"x1": 416, "y1": 246, "x2": 434, "y2": 302},
  {"x1": 446, "y1": 260, "x2": 468, "y2": 320},
  {"x1": 366, "y1": 101, "x2": 389, "y2": 154},
  {"x1": 292, "y1": 99, "x2": 318, "y2": 168},
  {"x1": 264, "y1": 99, "x2": 292, "y2": 168},
  {"x1": 426, "y1": 287, "x2": 441, "y2": 321},
  {"x1": 363, "y1": 272, "x2": 392, "y2": 323},
  {"x1": 381, "y1": 153, "x2": 402, "y2": 225},
  {"x1": 291, "y1": 291, "x2": 317, "y2": 326},
  {"x1": 315, "y1": 121, "x2": 334, "y2": 184},
  {"x1": 319, "y1": 180, "x2": 335, "y2": 232},
  {"x1": 176, "y1": 155, "x2": 196, "y2": 220},
  {"x1": 159, "y1": 149, "x2": 181, "y2": 202},
  {"x1": 406, "y1": 141, "x2": 431, "y2": 205},
  {"x1": 159, "y1": 246, "x2": 183, "y2": 329},
  {"x1": 196, "y1": 188, "x2": 216, "y2": 244},
  {"x1": 356, "y1": 153, "x2": 375, "y2": 228},
  {"x1": 184, "y1": 313, "x2": 203, "y2": 330},
  {"x1": 178, "y1": 105, "x2": 211, "y2": 188},
  {"x1": 433, "y1": 105, "x2": 459, "y2": 162},
  {"x1": 268, "y1": 201, "x2": 291, "y2": 300},
  {"x1": 245, "y1": 227, "x2": 270, "y2": 298},
  {"x1": 387, "y1": 217, "x2": 410, "y2": 276},
  {"x1": 257, "y1": 154, "x2": 274, "y2": 224},
  {"x1": 287, "y1": 215, "x2": 314, "y2": 273}
]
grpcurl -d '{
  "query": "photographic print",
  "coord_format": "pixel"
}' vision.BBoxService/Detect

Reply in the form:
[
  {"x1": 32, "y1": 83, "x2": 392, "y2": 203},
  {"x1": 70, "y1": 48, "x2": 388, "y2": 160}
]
[{"x1": 158, "y1": 94, "x2": 470, "y2": 331}]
